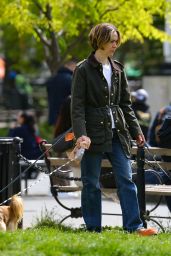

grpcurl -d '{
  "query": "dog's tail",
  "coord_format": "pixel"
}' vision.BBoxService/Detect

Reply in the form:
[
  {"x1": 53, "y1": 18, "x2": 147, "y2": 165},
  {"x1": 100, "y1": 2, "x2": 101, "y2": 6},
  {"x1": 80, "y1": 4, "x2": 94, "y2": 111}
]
[{"x1": 9, "y1": 195, "x2": 24, "y2": 222}]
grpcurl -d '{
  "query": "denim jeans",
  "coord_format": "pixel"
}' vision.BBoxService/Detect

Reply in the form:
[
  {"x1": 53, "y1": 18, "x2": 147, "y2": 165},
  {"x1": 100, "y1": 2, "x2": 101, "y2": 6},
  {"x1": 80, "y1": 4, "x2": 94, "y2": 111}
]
[{"x1": 81, "y1": 131, "x2": 143, "y2": 232}]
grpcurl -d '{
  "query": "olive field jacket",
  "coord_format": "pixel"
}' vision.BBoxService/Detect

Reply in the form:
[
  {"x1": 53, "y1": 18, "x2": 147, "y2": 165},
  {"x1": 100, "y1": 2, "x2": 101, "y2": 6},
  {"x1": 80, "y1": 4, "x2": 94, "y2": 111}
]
[{"x1": 71, "y1": 52, "x2": 142, "y2": 157}]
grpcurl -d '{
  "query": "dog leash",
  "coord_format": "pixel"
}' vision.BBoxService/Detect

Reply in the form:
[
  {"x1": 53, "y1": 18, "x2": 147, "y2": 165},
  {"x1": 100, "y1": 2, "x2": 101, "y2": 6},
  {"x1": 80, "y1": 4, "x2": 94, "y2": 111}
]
[
  {"x1": 0, "y1": 128, "x2": 73, "y2": 195},
  {"x1": 0, "y1": 148, "x2": 84, "y2": 206}
]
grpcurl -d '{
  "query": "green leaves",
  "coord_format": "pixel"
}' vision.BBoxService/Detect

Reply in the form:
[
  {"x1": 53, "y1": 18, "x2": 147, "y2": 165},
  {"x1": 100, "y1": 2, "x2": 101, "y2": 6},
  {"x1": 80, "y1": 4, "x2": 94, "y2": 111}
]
[
  {"x1": 1, "y1": 0, "x2": 170, "y2": 41},
  {"x1": 0, "y1": 0, "x2": 171, "y2": 73}
]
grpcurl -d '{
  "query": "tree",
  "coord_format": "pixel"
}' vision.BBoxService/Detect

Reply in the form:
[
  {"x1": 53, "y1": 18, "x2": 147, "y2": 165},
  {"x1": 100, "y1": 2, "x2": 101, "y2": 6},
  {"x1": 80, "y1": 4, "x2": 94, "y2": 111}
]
[{"x1": 0, "y1": 0, "x2": 171, "y2": 74}]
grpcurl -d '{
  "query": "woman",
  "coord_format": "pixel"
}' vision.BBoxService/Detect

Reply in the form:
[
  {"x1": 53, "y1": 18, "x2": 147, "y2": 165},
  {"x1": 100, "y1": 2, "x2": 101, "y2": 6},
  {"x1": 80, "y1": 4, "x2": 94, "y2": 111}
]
[{"x1": 71, "y1": 23, "x2": 157, "y2": 235}]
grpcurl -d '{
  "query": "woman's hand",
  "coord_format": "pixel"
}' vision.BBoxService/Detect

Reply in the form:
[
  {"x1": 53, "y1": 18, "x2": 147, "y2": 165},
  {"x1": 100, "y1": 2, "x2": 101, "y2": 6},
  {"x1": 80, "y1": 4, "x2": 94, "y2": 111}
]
[
  {"x1": 68, "y1": 136, "x2": 91, "y2": 160},
  {"x1": 136, "y1": 134, "x2": 145, "y2": 147},
  {"x1": 76, "y1": 135, "x2": 91, "y2": 149}
]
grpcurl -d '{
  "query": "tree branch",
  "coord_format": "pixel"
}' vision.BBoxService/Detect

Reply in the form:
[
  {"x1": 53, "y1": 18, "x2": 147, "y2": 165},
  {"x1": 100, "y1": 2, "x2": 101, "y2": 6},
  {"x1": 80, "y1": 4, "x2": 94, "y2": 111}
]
[
  {"x1": 61, "y1": 33, "x2": 86, "y2": 63},
  {"x1": 34, "y1": 27, "x2": 51, "y2": 47},
  {"x1": 33, "y1": 0, "x2": 46, "y2": 15},
  {"x1": 45, "y1": 3, "x2": 52, "y2": 20},
  {"x1": 34, "y1": 3, "x2": 61, "y2": 73},
  {"x1": 100, "y1": 1, "x2": 126, "y2": 19},
  {"x1": 100, "y1": 7, "x2": 119, "y2": 19}
]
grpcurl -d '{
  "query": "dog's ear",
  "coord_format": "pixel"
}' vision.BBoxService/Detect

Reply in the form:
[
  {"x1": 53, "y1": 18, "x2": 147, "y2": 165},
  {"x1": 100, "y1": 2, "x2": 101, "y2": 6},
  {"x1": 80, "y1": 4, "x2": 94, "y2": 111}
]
[{"x1": 10, "y1": 195, "x2": 24, "y2": 222}]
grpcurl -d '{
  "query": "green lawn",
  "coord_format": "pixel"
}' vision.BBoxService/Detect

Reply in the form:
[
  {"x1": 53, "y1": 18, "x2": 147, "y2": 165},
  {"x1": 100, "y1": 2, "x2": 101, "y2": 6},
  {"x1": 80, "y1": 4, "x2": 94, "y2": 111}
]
[{"x1": 0, "y1": 227, "x2": 171, "y2": 256}]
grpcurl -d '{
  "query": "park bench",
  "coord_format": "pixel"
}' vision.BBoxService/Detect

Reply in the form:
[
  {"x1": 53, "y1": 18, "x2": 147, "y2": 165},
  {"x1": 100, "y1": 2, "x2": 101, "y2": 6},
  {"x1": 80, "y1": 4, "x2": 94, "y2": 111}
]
[{"x1": 41, "y1": 142, "x2": 171, "y2": 230}]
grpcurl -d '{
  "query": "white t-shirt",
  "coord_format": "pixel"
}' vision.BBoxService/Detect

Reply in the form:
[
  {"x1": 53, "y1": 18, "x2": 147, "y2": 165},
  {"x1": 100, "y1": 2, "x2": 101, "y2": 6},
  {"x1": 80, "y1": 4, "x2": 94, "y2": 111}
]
[{"x1": 102, "y1": 63, "x2": 115, "y2": 128}]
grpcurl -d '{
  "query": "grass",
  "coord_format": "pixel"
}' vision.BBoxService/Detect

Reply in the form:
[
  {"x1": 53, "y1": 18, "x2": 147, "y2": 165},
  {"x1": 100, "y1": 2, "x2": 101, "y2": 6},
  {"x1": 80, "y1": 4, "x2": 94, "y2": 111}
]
[
  {"x1": 0, "y1": 208, "x2": 171, "y2": 255},
  {"x1": 0, "y1": 227, "x2": 171, "y2": 256}
]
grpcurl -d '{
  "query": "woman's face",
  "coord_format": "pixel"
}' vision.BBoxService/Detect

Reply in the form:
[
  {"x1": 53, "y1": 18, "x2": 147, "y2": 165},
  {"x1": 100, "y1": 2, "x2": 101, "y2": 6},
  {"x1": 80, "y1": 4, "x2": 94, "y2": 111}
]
[
  {"x1": 17, "y1": 114, "x2": 25, "y2": 125},
  {"x1": 101, "y1": 30, "x2": 119, "y2": 57}
]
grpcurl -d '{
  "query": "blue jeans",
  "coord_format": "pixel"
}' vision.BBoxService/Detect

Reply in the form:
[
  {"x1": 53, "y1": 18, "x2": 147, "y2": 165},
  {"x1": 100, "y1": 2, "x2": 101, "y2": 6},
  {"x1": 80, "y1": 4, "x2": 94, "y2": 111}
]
[{"x1": 81, "y1": 131, "x2": 143, "y2": 232}]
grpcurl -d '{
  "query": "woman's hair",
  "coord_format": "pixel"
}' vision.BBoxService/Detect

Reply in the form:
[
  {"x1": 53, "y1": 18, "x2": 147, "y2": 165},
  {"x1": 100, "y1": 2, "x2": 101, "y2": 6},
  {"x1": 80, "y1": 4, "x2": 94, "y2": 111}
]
[
  {"x1": 89, "y1": 23, "x2": 121, "y2": 51},
  {"x1": 20, "y1": 112, "x2": 36, "y2": 134},
  {"x1": 54, "y1": 96, "x2": 71, "y2": 137}
]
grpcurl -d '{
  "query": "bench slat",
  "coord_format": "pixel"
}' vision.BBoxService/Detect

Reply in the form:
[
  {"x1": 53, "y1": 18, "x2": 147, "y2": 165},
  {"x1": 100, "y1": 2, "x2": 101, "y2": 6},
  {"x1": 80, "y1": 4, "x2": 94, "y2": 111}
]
[
  {"x1": 131, "y1": 146, "x2": 171, "y2": 156},
  {"x1": 145, "y1": 185, "x2": 171, "y2": 196},
  {"x1": 48, "y1": 157, "x2": 171, "y2": 170},
  {"x1": 51, "y1": 185, "x2": 171, "y2": 196},
  {"x1": 48, "y1": 157, "x2": 112, "y2": 168},
  {"x1": 44, "y1": 144, "x2": 171, "y2": 157},
  {"x1": 144, "y1": 162, "x2": 171, "y2": 170}
]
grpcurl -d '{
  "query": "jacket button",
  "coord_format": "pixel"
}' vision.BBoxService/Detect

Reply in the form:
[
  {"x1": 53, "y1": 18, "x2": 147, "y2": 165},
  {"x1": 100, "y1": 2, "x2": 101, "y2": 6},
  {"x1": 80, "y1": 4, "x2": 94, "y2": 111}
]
[
  {"x1": 100, "y1": 121, "x2": 104, "y2": 124},
  {"x1": 105, "y1": 95, "x2": 108, "y2": 98},
  {"x1": 111, "y1": 103, "x2": 113, "y2": 105},
  {"x1": 111, "y1": 93, "x2": 114, "y2": 96},
  {"x1": 117, "y1": 129, "x2": 120, "y2": 132}
]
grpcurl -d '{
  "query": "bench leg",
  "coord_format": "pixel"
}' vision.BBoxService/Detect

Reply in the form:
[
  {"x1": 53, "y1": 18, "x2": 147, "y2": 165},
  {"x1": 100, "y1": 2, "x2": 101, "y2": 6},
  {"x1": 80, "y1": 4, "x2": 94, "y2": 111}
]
[
  {"x1": 136, "y1": 147, "x2": 146, "y2": 227},
  {"x1": 51, "y1": 187, "x2": 82, "y2": 223}
]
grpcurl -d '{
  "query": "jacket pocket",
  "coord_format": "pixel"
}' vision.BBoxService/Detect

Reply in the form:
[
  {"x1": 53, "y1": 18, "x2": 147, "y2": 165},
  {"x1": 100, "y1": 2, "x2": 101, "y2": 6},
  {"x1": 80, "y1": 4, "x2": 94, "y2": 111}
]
[{"x1": 86, "y1": 116, "x2": 105, "y2": 145}]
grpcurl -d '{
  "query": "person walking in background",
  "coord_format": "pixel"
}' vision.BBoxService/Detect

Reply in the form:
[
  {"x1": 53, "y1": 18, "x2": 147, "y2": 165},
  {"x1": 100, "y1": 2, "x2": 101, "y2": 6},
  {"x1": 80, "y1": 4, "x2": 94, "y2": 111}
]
[
  {"x1": 46, "y1": 60, "x2": 76, "y2": 125},
  {"x1": 71, "y1": 23, "x2": 157, "y2": 235},
  {"x1": 131, "y1": 89, "x2": 151, "y2": 140}
]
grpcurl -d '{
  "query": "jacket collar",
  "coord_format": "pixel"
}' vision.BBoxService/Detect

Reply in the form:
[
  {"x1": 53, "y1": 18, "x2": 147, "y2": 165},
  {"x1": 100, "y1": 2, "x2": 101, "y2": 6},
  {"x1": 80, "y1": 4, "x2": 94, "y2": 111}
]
[{"x1": 87, "y1": 52, "x2": 122, "y2": 72}]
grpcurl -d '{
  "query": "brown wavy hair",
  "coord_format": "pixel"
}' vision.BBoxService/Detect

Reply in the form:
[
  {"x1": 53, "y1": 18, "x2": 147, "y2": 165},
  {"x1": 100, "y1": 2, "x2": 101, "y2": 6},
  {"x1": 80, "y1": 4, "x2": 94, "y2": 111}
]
[{"x1": 89, "y1": 23, "x2": 121, "y2": 51}]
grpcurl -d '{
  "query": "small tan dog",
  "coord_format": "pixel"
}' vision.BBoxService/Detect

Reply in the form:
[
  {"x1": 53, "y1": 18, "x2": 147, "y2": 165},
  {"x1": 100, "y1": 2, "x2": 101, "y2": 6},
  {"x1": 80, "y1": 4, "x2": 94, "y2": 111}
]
[{"x1": 0, "y1": 195, "x2": 24, "y2": 231}]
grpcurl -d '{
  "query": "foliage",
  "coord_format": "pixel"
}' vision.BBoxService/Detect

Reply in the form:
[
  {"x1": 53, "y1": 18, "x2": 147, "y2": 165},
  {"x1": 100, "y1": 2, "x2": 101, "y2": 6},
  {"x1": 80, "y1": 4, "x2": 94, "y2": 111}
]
[
  {"x1": 0, "y1": 127, "x2": 8, "y2": 137},
  {"x1": 0, "y1": 227, "x2": 171, "y2": 255},
  {"x1": 1, "y1": 25, "x2": 44, "y2": 75},
  {"x1": 0, "y1": 0, "x2": 171, "y2": 74},
  {"x1": 38, "y1": 121, "x2": 54, "y2": 142}
]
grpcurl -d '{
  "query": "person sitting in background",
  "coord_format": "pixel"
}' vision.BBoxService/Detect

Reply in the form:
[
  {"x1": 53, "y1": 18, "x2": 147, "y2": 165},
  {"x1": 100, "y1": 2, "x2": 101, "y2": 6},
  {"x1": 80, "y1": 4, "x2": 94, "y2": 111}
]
[
  {"x1": 131, "y1": 89, "x2": 151, "y2": 140},
  {"x1": 146, "y1": 104, "x2": 171, "y2": 212},
  {"x1": 9, "y1": 112, "x2": 42, "y2": 160},
  {"x1": 8, "y1": 112, "x2": 42, "y2": 178},
  {"x1": 148, "y1": 104, "x2": 171, "y2": 148}
]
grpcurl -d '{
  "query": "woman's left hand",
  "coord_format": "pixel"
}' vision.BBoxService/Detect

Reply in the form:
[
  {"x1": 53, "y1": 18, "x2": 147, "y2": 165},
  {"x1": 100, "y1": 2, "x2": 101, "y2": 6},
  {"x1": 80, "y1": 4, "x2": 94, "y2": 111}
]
[{"x1": 136, "y1": 134, "x2": 145, "y2": 147}]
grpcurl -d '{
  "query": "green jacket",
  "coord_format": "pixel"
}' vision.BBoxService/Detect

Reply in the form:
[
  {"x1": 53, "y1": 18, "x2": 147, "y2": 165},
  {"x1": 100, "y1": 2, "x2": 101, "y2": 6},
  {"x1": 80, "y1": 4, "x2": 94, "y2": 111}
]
[{"x1": 71, "y1": 52, "x2": 142, "y2": 157}]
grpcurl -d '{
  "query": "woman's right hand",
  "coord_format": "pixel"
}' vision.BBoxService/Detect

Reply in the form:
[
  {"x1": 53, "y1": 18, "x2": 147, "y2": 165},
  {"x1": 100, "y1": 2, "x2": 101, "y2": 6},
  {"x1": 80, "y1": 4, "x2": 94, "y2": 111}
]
[{"x1": 76, "y1": 135, "x2": 91, "y2": 149}]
